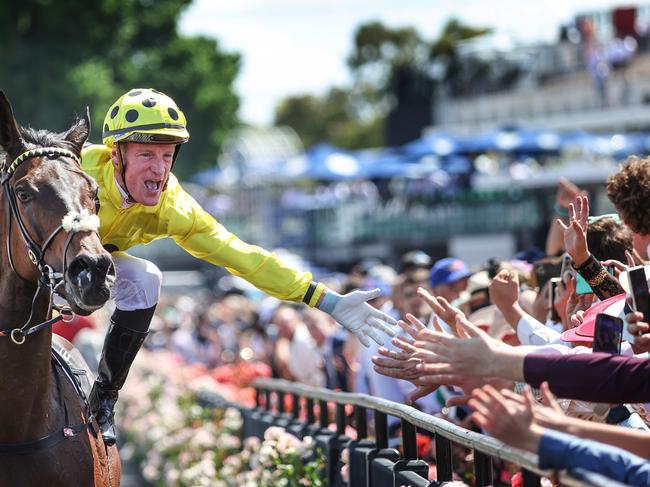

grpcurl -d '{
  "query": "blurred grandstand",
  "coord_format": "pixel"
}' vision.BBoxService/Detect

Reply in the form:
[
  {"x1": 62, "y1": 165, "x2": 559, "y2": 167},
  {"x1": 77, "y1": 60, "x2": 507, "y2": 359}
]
[{"x1": 134, "y1": 3, "x2": 650, "y2": 275}]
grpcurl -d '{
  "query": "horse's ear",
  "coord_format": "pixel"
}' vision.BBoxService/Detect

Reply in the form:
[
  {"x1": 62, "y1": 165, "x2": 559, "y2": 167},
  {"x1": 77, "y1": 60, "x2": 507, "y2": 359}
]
[
  {"x1": 64, "y1": 107, "x2": 91, "y2": 153},
  {"x1": 0, "y1": 91, "x2": 25, "y2": 158}
]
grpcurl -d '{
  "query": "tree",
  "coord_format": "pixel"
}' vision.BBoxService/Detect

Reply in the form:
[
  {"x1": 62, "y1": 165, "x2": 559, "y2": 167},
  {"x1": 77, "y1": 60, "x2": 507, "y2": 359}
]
[
  {"x1": 347, "y1": 21, "x2": 427, "y2": 119},
  {"x1": 429, "y1": 18, "x2": 492, "y2": 96},
  {"x1": 275, "y1": 87, "x2": 382, "y2": 150},
  {"x1": 0, "y1": 0, "x2": 240, "y2": 180},
  {"x1": 274, "y1": 18, "x2": 493, "y2": 150}
]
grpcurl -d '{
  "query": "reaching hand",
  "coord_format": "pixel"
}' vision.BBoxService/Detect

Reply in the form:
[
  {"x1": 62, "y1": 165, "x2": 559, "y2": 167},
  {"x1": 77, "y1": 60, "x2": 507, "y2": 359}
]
[
  {"x1": 627, "y1": 310, "x2": 650, "y2": 352},
  {"x1": 558, "y1": 195, "x2": 590, "y2": 266},
  {"x1": 416, "y1": 287, "x2": 466, "y2": 336},
  {"x1": 319, "y1": 288, "x2": 397, "y2": 347},
  {"x1": 602, "y1": 250, "x2": 641, "y2": 278},
  {"x1": 565, "y1": 275, "x2": 594, "y2": 325},
  {"x1": 556, "y1": 178, "x2": 584, "y2": 211},
  {"x1": 489, "y1": 270, "x2": 520, "y2": 313},
  {"x1": 531, "y1": 382, "x2": 569, "y2": 431},
  {"x1": 401, "y1": 314, "x2": 507, "y2": 381},
  {"x1": 569, "y1": 309, "x2": 585, "y2": 328},
  {"x1": 469, "y1": 385, "x2": 542, "y2": 453},
  {"x1": 371, "y1": 314, "x2": 431, "y2": 382}
]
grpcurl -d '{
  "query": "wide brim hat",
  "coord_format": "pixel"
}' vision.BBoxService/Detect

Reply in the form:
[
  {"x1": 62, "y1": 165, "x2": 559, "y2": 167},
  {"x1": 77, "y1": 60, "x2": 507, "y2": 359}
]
[{"x1": 560, "y1": 293, "x2": 627, "y2": 343}]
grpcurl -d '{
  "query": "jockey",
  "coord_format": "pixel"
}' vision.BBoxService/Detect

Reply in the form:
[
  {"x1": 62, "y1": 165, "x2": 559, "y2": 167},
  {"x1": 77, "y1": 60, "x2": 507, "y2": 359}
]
[{"x1": 83, "y1": 88, "x2": 397, "y2": 445}]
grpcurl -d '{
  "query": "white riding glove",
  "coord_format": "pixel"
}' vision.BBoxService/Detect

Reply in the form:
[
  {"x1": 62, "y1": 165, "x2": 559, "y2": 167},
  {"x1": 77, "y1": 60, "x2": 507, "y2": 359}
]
[{"x1": 318, "y1": 288, "x2": 397, "y2": 347}]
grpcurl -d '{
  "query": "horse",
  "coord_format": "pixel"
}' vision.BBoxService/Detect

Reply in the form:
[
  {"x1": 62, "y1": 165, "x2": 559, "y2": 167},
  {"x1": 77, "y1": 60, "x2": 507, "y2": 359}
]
[{"x1": 0, "y1": 91, "x2": 120, "y2": 487}]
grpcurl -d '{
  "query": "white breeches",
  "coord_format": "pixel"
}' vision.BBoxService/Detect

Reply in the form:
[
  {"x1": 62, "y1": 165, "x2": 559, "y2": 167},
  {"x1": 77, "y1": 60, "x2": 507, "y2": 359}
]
[{"x1": 112, "y1": 252, "x2": 162, "y2": 311}]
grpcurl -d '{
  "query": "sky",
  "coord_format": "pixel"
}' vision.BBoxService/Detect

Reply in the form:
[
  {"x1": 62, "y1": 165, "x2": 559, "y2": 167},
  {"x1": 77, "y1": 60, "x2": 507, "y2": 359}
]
[{"x1": 179, "y1": 0, "x2": 634, "y2": 126}]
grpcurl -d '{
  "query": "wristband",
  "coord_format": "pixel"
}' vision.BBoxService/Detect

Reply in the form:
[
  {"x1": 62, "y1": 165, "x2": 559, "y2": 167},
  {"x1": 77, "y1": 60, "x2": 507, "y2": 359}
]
[
  {"x1": 553, "y1": 203, "x2": 569, "y2": 218},
  {"x1": 318, "y1": 290, "x2": 341, "y2": 314}
]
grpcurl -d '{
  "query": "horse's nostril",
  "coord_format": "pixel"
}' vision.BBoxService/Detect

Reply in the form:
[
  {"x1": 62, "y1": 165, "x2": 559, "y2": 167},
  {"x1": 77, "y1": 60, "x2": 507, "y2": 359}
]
[{"x1": 67, "y1": 255, "x2": 90, "y2": 280}]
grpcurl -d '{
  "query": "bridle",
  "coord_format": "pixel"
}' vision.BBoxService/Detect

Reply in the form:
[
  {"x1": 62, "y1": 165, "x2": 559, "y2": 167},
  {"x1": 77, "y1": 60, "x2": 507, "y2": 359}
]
[{"x1": 0, "y1": 147, "x2": 92, "y2": 344}]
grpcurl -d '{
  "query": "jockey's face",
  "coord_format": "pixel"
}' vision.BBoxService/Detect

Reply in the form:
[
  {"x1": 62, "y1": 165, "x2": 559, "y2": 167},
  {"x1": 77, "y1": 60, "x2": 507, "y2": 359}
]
[{"x1": 112, "y1": 142, "x2": 175, "y2": 206}]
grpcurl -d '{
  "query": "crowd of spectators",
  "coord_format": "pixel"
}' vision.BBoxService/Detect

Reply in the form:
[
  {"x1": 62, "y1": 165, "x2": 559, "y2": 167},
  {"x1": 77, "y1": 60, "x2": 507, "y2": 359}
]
[{"x1": 59, "y1": 156, "x2": 650, "y2": 485}]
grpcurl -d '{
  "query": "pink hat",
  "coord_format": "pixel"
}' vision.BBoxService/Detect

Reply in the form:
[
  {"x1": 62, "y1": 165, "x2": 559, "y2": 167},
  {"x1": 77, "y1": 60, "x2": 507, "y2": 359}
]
[{"x1": 561, "y1": 293, "x2": 627, "y2": 343}]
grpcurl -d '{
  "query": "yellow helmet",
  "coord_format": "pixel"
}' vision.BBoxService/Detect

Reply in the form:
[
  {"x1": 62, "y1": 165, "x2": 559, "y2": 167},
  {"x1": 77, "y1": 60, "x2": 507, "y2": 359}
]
[{"x1": 102, "y1": 88, "x2": 189, "y2": 147}]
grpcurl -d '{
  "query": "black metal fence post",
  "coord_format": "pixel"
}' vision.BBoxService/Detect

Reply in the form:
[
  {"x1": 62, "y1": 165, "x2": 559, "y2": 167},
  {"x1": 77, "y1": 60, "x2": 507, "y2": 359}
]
[
  {"x1": 522, "y1": 468, "x2": 541, "y2": 487},
  {"x1": 288, "y1": 393, "x2": 306, "y2": 438},
  {"x1": 401, "y1": 419, "x2": 417, "y2": 461},
  {"x1": 348, "y1": 405, "x2": 376, "y2": 487},
  {"x1": 355, "y1": 405, "x2": 367, "y2": 439},
  {"x1": 474, "y1": 450, "x2": 493, "y2": 486},
  {"x1": 434, "y1": 433, "x2": 453, "y2": 481},
  {"x1": 392, "y1": 419, "x2": 430, "y2": 486},
  {"x1": 375, "y1": 411, "x2": 388, "y2": 449},
  {"x1": 370, "y1": 411, "x2": 400, "y2": 487}
]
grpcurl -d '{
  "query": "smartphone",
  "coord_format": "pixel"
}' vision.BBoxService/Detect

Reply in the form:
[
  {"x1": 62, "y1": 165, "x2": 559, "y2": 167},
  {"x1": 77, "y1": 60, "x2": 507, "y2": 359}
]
[
  {"x1": 575, "y1": 266, "x2": 615, "y2": 294},
  {"x1": 592, "y1": 313, "x2": 623, "y2": 354},
  {"x1": 626, "y1": 266, "x2": 650, "y2": 323},
  {"x1": 548, "y1": 277, "x2": 561, "y2": 323},
  {"x1": 533, "y1": 258, "x2": 562, "y2": 291}
]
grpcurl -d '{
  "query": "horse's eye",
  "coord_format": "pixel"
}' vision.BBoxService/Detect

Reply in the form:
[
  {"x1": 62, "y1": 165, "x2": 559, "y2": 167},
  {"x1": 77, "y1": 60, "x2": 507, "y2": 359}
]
[
  {"x1": 94, "y1": 190, "x2": 100, "y2": 213},
  {"x1": 15, "y1": 188, "x2": 31, "y2": 203}
]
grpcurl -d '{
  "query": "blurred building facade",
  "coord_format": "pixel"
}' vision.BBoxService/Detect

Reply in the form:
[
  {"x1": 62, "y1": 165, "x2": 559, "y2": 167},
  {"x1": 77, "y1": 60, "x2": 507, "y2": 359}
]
[{"x1": 429, "y1": 4, "x2": 650, "y2": 134}]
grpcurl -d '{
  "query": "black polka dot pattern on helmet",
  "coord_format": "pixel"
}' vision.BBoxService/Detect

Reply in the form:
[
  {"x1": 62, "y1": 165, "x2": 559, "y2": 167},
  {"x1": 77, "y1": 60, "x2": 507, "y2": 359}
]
[
  {"x1": 110, "y1": 106, "x2": 119, "y2": 118},
  {"x1": 104, "y1": 124, "x2": 109, "y2": 133},
  {"x1": 125, "y1": 109, "x2": 139, "y2": 122},
  {"x1": 142, "y1": 98, "x2": 157, "y2": 108},
  {"x1": 128, "y1": 90, "x2": 142, "y2": 97},
  {"x1": 151, "y1": 89, "x2": 162, "y2": 94},
  {"x1": 168, "y1": 107, "x2": 179, "y2": 120}
]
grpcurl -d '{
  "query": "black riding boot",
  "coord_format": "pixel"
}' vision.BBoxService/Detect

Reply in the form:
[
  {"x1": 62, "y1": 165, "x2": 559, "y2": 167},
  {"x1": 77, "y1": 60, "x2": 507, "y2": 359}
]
[{"x1": 88, "y1": 306, "x2": 155, "y2": 446}]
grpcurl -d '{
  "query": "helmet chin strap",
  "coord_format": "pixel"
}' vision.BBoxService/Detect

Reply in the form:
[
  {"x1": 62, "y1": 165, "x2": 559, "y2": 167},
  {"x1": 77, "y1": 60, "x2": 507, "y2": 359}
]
[
  {"x1": 162, "y1": 144, "x2": 182, "y2": 192},
  {"x1": 116, "y1": 143, "x2": 135, "y2": 204}
]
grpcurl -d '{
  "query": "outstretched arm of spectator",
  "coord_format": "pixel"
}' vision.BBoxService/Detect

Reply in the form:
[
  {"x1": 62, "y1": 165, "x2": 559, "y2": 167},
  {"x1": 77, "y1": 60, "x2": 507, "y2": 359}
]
[
  {"x1": 546, "y1": 178, "x2": 583, "y2": 256},
  {"x1": 524, "y1": 351, "x2": 650, "y2": 403},
  {"x1": 412, "y1": 314, "x2": 528, "y2": 381},
  {"x1": 490, "y1": 269, "x2": 566, "y2": 346},
  {"x1": 469, "y1": 385, "x2": 650, "y2": 485},
  {"x1": 506, "y1": 382, "x2": 650, "y2": 459},
  {"x1": 559, "y1": 194, "x2": 624, "y2": 300},
  {"x1": 415, "y1": 317, "x2": 650, "y2": 403}
]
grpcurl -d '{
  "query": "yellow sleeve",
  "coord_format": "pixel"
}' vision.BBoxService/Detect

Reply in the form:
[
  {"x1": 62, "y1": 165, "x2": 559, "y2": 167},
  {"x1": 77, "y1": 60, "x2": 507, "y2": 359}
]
[{"x1": 166, "y1": 182, "x2": 325, "y2": 306}]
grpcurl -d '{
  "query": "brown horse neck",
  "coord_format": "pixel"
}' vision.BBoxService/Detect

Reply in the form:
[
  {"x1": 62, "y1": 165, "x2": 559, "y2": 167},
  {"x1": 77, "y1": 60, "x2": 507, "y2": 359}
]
[{"x1": 0, "y1": 240, "x2": 55, "y2": 441}]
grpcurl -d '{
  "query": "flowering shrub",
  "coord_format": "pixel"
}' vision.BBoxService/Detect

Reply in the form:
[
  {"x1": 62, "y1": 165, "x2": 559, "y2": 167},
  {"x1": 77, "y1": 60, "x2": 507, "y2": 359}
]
[
  {"x1": 119, "y1": 350, "x2": 324, "y2": 486},
  {"x1": 220, "y1": 426, "x2": 325, "y2": 487}
]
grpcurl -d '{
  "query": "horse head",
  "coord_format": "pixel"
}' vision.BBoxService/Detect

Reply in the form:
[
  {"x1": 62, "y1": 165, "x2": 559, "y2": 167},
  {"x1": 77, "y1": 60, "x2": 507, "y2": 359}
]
[{"x1": 0, "y1": 91, "x2": 114, "y2": 316}]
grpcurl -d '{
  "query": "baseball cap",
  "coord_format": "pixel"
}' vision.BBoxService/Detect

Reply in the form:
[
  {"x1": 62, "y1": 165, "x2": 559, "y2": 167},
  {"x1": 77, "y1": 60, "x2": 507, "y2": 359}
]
[{"x1": 430, "y1": 258, "x2": 472, "y2": 287}]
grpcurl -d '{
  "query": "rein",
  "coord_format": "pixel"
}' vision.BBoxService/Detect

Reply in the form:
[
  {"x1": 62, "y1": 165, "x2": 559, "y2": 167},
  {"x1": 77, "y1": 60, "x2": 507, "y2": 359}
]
[{"x1": 0, "y1": 147, "x2": 85, "y2": 344}]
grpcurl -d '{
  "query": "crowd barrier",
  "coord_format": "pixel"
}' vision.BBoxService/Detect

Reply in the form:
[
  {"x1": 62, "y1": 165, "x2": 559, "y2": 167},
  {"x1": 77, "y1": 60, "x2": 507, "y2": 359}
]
[{"x1": 198, "y1": 378, "x2": 625, "y2": 487}]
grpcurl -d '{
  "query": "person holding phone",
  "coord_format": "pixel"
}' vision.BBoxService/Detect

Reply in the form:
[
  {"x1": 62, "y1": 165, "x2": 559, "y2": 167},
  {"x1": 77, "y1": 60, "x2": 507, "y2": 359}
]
[
  {"x1": 620, "y1": 265, "x2": 650, "y2": 352},
  {"x1": 592, "y1": 313, "x2": 624, "y2": 354}
]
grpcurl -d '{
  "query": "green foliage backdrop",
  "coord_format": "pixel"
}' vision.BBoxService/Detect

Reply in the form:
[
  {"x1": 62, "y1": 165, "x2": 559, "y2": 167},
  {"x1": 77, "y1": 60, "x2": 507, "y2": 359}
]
[{"x1": 0, "y1": 0, "x2": 241, "y2": 180}]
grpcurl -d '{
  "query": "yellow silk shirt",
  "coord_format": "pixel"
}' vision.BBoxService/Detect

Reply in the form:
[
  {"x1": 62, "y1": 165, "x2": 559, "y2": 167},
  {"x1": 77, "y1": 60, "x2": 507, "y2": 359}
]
[{"x1": 80, "y1": 145, "x2": 324, "y2": 306}]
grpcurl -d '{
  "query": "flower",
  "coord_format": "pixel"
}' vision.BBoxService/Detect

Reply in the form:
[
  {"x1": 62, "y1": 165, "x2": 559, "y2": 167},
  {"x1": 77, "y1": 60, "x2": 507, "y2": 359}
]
[{"x1": 119, "y1": 349, "x2": 326, "y2": 486}]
